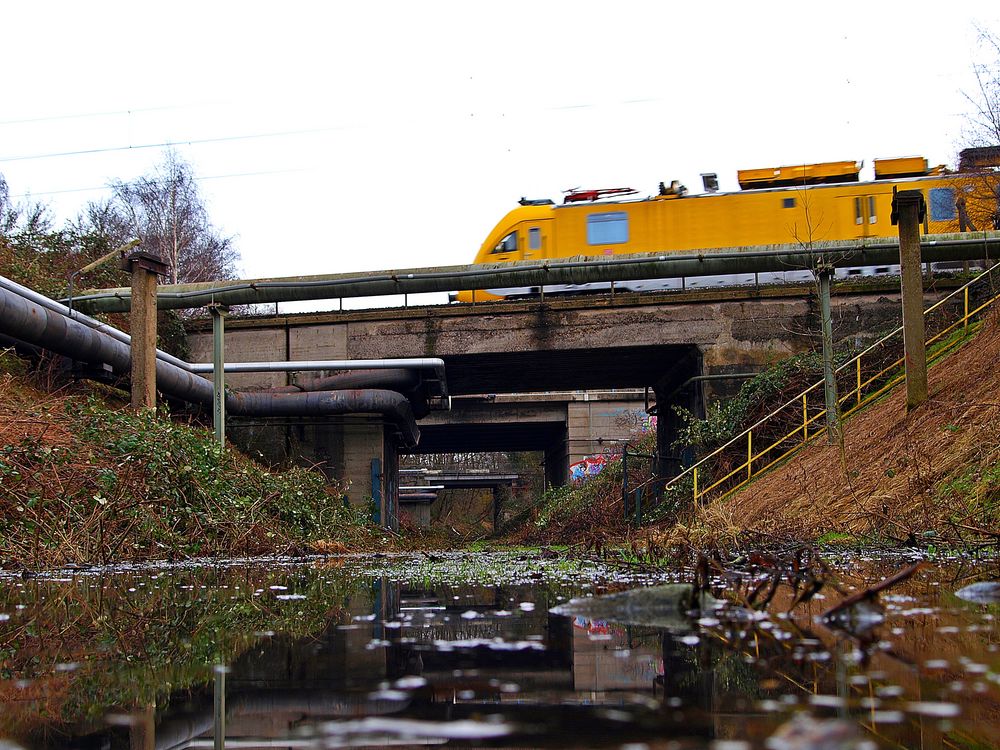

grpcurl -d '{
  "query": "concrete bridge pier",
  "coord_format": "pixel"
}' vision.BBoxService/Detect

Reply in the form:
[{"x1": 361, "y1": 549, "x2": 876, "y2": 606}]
[
  {"x1": 228, "y1": 416, "x2": 401, "y2": 530},
  {"x1": 652, "y1": 350, "x2": 705, "y2": 477},
  {"x1": 544, "y1": 437, "x2": 569, "y2": 491}
]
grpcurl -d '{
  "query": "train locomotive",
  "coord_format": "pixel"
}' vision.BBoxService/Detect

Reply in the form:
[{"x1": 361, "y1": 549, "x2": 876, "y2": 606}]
[{"x1": 454, "y1": 148, "x2": 1000, "y2": 302}]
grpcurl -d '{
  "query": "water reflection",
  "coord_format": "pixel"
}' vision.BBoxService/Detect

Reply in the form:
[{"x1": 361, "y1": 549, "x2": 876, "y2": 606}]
[{"x1": 0, "y1": 553, "x2": 997, "y2": 748}]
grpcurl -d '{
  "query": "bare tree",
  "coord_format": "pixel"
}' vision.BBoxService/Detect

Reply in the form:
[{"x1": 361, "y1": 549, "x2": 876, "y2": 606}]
[
  {"x1": 79, "y1": 150, "x2": 240, "y2": 284},
  {"x1": 963, "y1": 26, "x2": 1000, "y2": 148},
  {"x1": 958, "y1": 25, "x2": 1000, "y2": 231},
  {"x1": 0, "y1": 173, "x2": 52, "y2": 239}
]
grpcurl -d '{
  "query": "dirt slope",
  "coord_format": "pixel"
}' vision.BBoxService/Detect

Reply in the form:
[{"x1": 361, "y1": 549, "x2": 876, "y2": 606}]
[{"x1": 705, "y1": 313, "x2": 1000, "y2": 544}]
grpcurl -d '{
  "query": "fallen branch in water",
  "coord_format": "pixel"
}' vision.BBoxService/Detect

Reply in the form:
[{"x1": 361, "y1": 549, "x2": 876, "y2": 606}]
[{"x1": 821, "y1": 560, "x2": 926, "y2": 620}]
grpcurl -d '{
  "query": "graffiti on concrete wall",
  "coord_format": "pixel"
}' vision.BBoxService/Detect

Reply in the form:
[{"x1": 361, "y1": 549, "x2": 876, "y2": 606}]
[{"x1": 569, "y1": 412, "x2": 656, "y2": 483}]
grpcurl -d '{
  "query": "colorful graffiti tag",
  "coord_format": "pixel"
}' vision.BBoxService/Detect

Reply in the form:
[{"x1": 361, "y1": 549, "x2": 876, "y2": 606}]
[
  {"x1": 569, "y1": 414, "x2": 657, "y2": 482},
  {"x1": 569, "y1": 455, "x2": 609, "y2": 482}
]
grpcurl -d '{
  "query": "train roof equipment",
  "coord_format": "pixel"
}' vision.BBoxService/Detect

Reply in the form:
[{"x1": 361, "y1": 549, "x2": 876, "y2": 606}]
[
  {"x1": 562, "y1": 187, "x2": 639, "y2": 203},
  {"x1": 872, "y1": 156, "x2": 942, "y2": 180},
  {"x1": 737, "y1": 159, "x2": 862, "y2": 190}
]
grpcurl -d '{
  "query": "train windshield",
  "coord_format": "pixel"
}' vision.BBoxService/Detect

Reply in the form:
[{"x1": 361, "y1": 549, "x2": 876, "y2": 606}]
[{"x1": 491, "y1": 231, "x2": 518, "y2": 254}]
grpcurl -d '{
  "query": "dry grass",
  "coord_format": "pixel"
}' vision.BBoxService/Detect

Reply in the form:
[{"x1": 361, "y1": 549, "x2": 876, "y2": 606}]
[{"x1": 687, "y1": 312, "x2": 1000, "y2": 546}]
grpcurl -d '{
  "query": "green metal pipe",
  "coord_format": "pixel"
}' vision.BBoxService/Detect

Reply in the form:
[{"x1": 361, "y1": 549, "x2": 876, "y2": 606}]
[
  {"x1": 210, "y1": 305, "x2": 226, "y2": 446},
  {"x1": 69, "y1": 233, "x2": 1000, "y2": 314}
]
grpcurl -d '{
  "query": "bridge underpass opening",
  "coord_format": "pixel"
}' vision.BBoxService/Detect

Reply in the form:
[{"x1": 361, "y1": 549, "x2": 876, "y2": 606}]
[
  {"x1": 400, "y1": 422, "x2": 561, "y2": 534},
  {"x1": 436, "y1": 343, "x2": 707, "y2": 477}
]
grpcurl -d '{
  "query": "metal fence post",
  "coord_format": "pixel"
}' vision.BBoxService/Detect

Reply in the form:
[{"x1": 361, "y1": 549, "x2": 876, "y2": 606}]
[
  {"x1": 621, "y1": 447, "x2": 629, "y2": 519},
  {"x1": 209, "y1": 304, "x2": 228, "y2": 446},
  {"x1": 856, "y1": 357, "x2": 862, "y2": 406},
  {"x1": 747, "y1": 430, "x2": 753, "y2": 481}
]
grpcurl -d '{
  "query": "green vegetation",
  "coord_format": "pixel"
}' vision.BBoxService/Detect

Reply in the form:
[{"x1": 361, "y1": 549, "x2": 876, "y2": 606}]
[
  {"x1": 670, "y1": 352, "x2": 826, "y2": 456},
  {"x1": 940, "y1": 460, "x2": 1000, "y2": 527},
  {"x1": 0, "y1": 379, "x2": 377, "y2": 567}
]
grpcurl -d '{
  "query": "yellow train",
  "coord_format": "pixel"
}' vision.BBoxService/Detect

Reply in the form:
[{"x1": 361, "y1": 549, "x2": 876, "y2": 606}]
[{"x1": 456, "y1": 149, "x2": 1000, "y2": 302}]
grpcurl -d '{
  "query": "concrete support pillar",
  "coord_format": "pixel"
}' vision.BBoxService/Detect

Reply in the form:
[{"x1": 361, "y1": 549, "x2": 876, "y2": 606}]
[
  {"x1": 892, "y1": 189, "x2": 929, "y2": 410},
  {"x1": 543, "y1": 429, "x2": 569, "y2": 489},
  {"x1": 566, "y1": 402, "x2": 592, "y2": 470},
  {"x1": 492, "y1": 484, "x2": 511, "y2": 533},
  {"x1": 121, "y1": 252, "x2": 168, "y2": 411},
  {"x1": 653, "y1": 379, "x2": 702, "y2": 477},
  {"x1": 339, "y1": 417, "x2": 387, "y2": 513}
]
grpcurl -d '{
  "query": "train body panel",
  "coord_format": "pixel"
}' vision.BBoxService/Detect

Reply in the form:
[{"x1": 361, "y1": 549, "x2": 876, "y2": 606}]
[{"x1": 455, "y1": 155, "x2": 999, "y2": 302}]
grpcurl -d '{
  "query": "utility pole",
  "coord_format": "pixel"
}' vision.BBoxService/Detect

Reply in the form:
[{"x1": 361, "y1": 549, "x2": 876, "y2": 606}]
[
  {"x1": 121, "y1": 252, "x2": 168, "y2": 411},
  {"x1": 891, "y1": 190, "x2": 928, "y2": 410}
]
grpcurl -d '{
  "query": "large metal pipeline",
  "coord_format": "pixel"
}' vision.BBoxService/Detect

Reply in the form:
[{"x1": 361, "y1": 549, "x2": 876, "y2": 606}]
[
  {"x1": 68, "y1": 232, "x2": 1000, "y2": 313},
  {"x1": 0, "y1": 274, "x2": 192, "y2": 371},
  {"x1": 0, "y1": 281, "x2": 214, "y2": 401},
  {"x1": 0, "y1": 282, "x2": 421, "y2": 447},
  {"x1": 228, "y1": 389, "x2": 419, "y2": 446},
  {"x1": 269, "y1": 368, "x2": 419, "y2": 394},
  {"x1": 267, "y1": 369, "x2": 430, "y2": 419}
]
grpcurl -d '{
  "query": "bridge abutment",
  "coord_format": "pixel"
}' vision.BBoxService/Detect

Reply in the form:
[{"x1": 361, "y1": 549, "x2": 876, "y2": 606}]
[{"x1": 227, "y1": 416, "x2": 400, "y2": 530}]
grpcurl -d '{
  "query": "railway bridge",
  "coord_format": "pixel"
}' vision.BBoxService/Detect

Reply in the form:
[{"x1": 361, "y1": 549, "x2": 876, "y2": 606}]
[
  {"x1": 59, "y1": 234, "x2": 998, "y2": 528},
  {"x1": 184, "y1": 281, "x2": 935, "y2": 520}
]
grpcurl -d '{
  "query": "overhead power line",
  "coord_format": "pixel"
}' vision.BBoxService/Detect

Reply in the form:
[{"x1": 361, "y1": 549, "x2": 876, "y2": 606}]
[
  {"x1": 10, "y1": 168, "x2": 308, "y2": 199},
  {"x1": 0, "y1": 124, "x2": 353, "y2": 164},
  {"x1": 0, "y1": 103, "x2": 204, "y2": 127}
]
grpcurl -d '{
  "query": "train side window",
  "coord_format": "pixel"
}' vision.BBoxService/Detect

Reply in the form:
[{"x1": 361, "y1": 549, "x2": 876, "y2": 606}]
[
  {"x1": 929, "y1": 188, "x2": 956, "y2": 221},
  {"x1": 782, "y1": 197, "x2": 796, "y2": 208},
  {"x1": 587, "y1": 212, "x2": 629, "y2": 244},
  {"x1": 491, "y1": 231, "x2": 518, "y2": 254},
  {"x1": 529, "y1": 227, "x2": 541, "y2": 251},
  {"x1": 854, "y1": 197, "x2": 863, "y2": 225},
  {"x1": 868, "y1": 196, "x2": 877, "y2": 224}
]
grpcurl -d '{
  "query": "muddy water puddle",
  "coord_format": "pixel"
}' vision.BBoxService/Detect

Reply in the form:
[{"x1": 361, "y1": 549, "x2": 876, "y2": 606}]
[{"x1": 0, "y1": 551, "x2": 999, "y2": 749}]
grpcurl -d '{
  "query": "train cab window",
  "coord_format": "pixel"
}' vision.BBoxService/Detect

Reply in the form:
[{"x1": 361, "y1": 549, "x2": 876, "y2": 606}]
[
  {"x1": 929, "y1": 188, "x2": 957, "y2": 221},
  {"x1": 529, "y1": 227, "x2": 541, "y2": 251},
  {"x1": 854, "y1": 197, "x2": 864, "y2": 225},
  {"x1": 586, "y1": 211, "x2": 629, "y2": 245},
  {"x1": 782, "y1": 197, "x2": 796, "y2": 208},
  {"x1": 491, "y1": 231, "x2": 518, "y2": 254},
  {"x1": 868, "y1": 196, "x2": 877, "y2": 224}
]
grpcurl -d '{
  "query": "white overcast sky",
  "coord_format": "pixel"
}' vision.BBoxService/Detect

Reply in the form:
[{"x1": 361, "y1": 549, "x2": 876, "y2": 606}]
[{"x1": 3, "y1": 1, "x2": 999, "y2": 292}]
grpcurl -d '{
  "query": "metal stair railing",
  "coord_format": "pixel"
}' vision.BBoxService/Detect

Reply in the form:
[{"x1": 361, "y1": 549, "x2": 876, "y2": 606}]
[{"x1": 655, "y1": 263, "x2": 1000, "y2": 508}]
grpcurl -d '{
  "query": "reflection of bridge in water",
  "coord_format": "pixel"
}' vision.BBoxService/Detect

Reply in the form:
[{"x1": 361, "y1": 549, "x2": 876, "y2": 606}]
[{"x1": 107, "y1": 572, "x2": 977, "y2": 750}]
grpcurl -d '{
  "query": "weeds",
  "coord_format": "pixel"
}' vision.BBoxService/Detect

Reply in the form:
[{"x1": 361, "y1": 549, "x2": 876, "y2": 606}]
[{"x1": 0, "y1": 383, "x2": 375, "y2": 567}]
